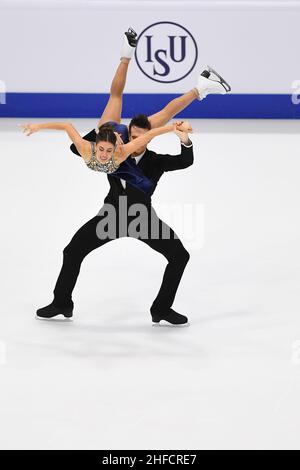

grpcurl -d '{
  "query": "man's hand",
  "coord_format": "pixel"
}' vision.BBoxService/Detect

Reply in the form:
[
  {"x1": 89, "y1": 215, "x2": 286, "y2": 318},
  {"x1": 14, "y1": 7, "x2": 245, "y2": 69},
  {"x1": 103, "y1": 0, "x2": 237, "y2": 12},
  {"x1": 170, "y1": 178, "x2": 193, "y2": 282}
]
[
  {"x1": 173, "y1": 121, "x2": 192, "y2": 145},
  {"x1": 174, "y1": 128, "x2": 191, "y2": 145}
]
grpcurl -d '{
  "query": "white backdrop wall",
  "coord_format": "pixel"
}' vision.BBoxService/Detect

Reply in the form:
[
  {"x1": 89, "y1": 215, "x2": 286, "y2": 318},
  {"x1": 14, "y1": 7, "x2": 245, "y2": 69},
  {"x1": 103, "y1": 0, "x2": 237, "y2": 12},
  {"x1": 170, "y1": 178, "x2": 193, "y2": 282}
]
[{"x1": 0, "y1": 0, "x2": 299, "y2": 94}]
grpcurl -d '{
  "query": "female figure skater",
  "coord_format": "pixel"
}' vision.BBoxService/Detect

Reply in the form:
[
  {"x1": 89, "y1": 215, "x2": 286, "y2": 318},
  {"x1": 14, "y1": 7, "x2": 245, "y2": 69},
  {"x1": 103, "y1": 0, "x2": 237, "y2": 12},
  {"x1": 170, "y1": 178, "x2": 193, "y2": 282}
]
[
  {"x1": 21, "y1": 27, "x2": 227, "y2": 193},
  {"x1": 21, "y1": 119, "x2": 193, "y2": 197}
]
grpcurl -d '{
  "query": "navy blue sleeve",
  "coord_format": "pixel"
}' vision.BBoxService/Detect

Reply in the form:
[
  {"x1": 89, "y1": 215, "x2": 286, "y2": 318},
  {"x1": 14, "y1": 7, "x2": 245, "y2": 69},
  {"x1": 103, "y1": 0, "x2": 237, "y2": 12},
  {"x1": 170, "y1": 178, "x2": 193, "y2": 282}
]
[{"x1": 70, "y1": 128, "x2": 97, "y2": 157}]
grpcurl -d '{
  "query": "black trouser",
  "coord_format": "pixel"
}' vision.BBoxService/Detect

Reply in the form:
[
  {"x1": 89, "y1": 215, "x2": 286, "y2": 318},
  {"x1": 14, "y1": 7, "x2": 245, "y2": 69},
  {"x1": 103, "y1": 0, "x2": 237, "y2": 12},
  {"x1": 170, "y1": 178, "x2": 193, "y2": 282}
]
[{"x1": 53, "y1": 203, "x2": 190, "y2": 314}]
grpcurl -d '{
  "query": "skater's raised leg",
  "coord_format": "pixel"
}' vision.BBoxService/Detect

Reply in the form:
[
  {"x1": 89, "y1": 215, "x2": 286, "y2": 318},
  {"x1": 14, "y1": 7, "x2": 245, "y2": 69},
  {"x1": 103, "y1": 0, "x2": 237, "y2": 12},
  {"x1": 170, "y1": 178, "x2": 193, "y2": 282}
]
[
  {"x1": 148, "y1": 89, "x2": 199, "y2": 128},
  {"x1": 148, "y1": 65, "x2": 231, "y2": 128},
  {"x1": 69, "y1": 28, "x2": 138, "y2": 157},
  {"x1": 97, "y1": 28, "x2": 137, "y2": 128}
]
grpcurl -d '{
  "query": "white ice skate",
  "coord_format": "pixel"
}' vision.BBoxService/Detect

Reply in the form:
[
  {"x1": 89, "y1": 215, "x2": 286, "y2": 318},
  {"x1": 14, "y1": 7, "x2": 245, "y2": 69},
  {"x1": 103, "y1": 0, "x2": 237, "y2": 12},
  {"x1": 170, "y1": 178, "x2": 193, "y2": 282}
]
[
  {"x1": 196, "y1": 65, "x2": 231, "y2": 100},
  {"x1": 120, "y1": 27, "x2": 138, "y2": 59}
]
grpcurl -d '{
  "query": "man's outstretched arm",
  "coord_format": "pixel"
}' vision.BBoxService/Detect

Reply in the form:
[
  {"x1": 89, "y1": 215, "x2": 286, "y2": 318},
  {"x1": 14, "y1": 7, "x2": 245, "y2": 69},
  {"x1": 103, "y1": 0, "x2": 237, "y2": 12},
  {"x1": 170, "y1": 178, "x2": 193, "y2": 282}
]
[{"x1": 156, "y1": 129, "x2": 194, "y2": 171}]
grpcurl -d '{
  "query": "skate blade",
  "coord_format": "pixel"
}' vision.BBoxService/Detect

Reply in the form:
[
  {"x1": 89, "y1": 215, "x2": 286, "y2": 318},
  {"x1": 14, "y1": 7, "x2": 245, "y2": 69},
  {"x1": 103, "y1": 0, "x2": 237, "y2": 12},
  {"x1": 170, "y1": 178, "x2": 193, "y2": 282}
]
[
  {"x1": 152, "y1": 320, "x2": 190, "y2": 327},
  {"x1": 128, "y1": 27, "x2": 137, "y2": 37},
  {"x1": 35, "y1": 314, "x2": 73, "y2": 322},
  {"x1": 125, "y1": 28, "x2": 137, "y2": 47},
  {"x1": 207, "y1": 65, "x2": 231, "y2": 92}
]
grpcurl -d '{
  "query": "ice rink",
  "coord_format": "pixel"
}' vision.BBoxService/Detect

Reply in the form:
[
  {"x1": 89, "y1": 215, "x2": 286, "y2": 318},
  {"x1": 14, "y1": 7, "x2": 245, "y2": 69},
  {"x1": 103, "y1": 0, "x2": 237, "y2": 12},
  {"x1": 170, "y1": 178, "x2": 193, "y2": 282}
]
[{"x1": 1, "y1": 118, "x2": 300, "y2": 450}]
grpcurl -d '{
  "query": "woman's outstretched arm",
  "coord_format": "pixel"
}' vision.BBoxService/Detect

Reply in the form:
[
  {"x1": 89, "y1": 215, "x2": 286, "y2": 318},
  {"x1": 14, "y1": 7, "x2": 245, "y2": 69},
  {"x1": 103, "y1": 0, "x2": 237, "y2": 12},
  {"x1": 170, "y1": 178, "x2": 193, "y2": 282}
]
[
  {"x1": 20, "y1": 122, "x2": 92, "y2": 162},
  {"x1": 115, "y1": 121, "x2": 193, "y2": 164}
]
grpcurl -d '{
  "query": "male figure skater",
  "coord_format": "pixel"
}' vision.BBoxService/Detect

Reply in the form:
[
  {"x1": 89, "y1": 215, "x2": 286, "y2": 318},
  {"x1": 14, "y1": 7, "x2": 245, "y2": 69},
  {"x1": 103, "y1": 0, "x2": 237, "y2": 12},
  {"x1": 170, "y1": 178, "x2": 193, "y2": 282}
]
[
  {"x1": 37, "y1": 115, "x2": 194, "y2": 326},
  {"x1": 36, "y1": 28, "x2": 230, "y2": 326}
]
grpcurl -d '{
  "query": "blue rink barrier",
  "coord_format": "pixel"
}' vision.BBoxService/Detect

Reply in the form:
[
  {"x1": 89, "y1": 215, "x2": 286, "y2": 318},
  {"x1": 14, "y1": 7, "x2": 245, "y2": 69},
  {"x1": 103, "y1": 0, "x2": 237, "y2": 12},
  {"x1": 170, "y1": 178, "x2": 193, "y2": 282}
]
[{"x1": 0, "y1": 93, "x2": 299, "y2": 119}]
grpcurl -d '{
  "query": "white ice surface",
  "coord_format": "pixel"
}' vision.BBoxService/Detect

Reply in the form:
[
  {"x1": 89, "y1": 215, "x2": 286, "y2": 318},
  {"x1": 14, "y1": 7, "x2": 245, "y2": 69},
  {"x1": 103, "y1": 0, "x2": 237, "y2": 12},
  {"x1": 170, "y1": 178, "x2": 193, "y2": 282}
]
[{"x1": 1, "y1": 118, "x2": 300, "y2": 450}]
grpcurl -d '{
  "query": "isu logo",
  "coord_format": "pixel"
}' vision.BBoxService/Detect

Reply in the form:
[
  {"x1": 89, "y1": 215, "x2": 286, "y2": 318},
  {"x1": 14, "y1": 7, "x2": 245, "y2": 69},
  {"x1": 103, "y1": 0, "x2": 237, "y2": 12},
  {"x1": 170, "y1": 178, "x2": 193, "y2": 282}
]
[{"x1": 135, "y1": 21, "x2": 198, "y2": 84}]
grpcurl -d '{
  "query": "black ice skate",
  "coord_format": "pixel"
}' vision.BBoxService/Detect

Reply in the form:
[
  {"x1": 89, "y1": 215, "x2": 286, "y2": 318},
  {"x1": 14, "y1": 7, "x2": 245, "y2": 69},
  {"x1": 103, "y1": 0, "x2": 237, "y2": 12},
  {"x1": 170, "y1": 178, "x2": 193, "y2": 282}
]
[
  {"x1": 36, "y1": 301, "x2": 74, "y2": 320},
  {"x1": 151, "y1": 308, "x2": 189, "y2": 327}
]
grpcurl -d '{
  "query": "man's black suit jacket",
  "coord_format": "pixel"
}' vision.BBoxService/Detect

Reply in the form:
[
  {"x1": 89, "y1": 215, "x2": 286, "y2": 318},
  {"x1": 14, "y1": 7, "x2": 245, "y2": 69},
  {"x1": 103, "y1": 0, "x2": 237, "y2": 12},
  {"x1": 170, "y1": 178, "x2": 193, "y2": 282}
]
[{"x1": 70, "y1": 133, "x2": 194, "y2": 207}]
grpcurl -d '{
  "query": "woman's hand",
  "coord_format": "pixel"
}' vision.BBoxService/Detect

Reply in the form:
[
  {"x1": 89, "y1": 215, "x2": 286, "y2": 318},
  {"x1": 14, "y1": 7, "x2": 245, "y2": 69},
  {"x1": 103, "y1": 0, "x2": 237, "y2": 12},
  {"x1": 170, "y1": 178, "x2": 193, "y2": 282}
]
[
  {"x1": 20, "y1": 123, "x2": 41, "y2": 136},
  {"x1": 114, "y1": 132, "x2": 124, "y2": 146}
]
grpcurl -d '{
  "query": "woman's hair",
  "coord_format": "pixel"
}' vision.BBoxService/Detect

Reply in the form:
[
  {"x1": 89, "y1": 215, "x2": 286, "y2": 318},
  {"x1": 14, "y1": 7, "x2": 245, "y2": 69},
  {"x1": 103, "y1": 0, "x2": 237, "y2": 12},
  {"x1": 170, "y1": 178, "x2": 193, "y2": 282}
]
[{"x1": 96, "y1": 123, "x2": 117, "y2": 146}]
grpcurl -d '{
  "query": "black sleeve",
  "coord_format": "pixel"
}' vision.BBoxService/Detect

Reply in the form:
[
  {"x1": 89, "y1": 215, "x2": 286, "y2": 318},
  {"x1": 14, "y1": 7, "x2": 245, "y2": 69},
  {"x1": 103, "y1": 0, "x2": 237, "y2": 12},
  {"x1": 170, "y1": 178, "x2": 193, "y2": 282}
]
[
  {"x1": 70, "y1": 128, "x2": 97, "y2": 157},
  {"x1": 156, "y1": 142, "x2": 194, "y2": 172}
]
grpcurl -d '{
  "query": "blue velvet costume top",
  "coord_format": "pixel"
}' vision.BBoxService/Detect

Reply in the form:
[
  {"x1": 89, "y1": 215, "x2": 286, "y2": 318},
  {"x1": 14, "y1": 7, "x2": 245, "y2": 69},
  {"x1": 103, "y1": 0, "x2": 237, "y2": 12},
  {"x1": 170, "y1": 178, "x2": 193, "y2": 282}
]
[{"x1": 97, "y1": 121, "x2": 154, "y2": 196}]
